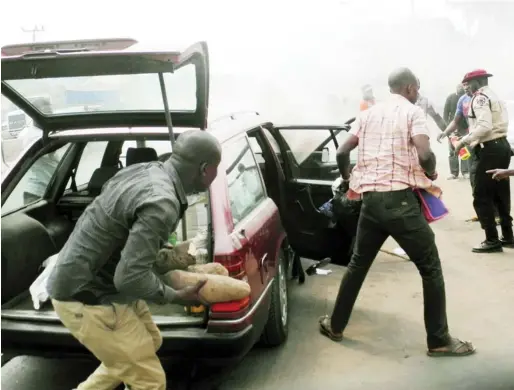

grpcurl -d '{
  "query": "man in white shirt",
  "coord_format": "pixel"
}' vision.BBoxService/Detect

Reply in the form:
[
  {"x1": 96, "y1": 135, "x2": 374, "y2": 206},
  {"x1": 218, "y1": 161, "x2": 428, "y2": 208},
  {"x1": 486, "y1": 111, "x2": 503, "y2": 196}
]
[{"x1": 454, "y1": 69, "x2": 512, "y2": 252}]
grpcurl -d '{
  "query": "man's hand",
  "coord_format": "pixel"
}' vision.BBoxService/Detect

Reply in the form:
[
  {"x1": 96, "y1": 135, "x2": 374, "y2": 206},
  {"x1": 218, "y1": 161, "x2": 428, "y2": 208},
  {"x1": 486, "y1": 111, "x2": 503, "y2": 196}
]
[
  {"x1": 425, "y1": 171, "x2": 438, "y2": 181},
  {"x1": 437, "y1": 132, "x2": 447, "y2": 143},
  {"x1": 173, "y1": 280, "x2": 208, "y2": 306},
  {"x1": 453, "y1": 139, "x2": 465, "y2": 152},
  {"x1": 339, "y1": 178, "x2": 350, "y2": 193},
  {"x1": 486, "y1": 169, "x2": 513, "y2": 181}
]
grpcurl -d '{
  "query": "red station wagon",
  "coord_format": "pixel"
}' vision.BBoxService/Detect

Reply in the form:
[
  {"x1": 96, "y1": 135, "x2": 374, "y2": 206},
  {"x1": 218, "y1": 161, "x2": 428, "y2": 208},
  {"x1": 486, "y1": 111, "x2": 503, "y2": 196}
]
[{"x1": 1, "y1": 38, "x2": 356, "y2": 367}]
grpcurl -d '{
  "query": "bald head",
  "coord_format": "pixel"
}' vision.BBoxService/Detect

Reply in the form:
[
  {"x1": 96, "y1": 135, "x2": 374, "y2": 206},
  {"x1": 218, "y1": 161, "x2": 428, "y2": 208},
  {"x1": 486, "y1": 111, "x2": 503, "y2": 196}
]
[
  {"x1": 388, "y1": 68, "x2": 417, "y2": 92},
  {"x1": 172, "y1": 130, "x2": 221, "y2": 166},
  {"x1": 170, "y1": 130, "x2": 222, "y2": 193},
  {"x1": 388, "y1": 67, "x2": 419, "y2": 104}
]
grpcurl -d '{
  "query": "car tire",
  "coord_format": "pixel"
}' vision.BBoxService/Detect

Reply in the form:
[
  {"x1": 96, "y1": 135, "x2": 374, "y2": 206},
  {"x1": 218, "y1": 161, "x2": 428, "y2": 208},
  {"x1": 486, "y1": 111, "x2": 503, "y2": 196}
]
[{"x1": 260, "y1": 249, "x2": 289, "y2": 347}]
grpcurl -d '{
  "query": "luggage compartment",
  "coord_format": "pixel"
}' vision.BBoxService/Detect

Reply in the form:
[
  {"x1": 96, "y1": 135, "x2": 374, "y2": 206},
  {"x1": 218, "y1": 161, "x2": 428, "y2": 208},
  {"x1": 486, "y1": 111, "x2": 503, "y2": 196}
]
[{"x1": 1, "y1": 192, "x2": 212, "y2": 327}]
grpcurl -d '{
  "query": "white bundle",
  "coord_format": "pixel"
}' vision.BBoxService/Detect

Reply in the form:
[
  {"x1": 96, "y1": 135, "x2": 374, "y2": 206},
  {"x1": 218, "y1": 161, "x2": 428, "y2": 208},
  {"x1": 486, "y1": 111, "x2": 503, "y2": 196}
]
[{"x1": 29, "y1": 253, "x2": 59, "y2": 310}]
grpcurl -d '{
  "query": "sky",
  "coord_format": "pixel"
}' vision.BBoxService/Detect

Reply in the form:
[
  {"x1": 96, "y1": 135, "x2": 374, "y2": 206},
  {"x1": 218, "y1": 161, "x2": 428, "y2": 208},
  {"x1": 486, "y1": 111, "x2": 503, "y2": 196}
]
[
  {"x1": 1, "y1": 0, "x2": 453, "y2": 43},
  {"x1": 0, "y1": 0, "x2": 461, "y2": 64},
  {"x1": 1, "y1": 0, "x2": 514, "y2": 123}
]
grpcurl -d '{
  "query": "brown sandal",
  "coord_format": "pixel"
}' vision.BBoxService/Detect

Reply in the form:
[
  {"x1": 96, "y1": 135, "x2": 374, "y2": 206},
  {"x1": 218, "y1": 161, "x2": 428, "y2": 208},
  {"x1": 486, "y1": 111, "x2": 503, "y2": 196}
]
[
  {"x1": 427, "y1": 338, "x2": 476, "y2": 357},
  {"x1": 318, "y1": 315, "x2": 343, "y2": 342}
]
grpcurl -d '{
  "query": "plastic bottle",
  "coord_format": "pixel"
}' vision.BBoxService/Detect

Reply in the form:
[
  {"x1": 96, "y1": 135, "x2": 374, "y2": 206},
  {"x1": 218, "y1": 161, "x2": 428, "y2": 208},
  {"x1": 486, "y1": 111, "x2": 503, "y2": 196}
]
[{"x1": 168, "y1": 232, "x2": 177, "y2": 246}]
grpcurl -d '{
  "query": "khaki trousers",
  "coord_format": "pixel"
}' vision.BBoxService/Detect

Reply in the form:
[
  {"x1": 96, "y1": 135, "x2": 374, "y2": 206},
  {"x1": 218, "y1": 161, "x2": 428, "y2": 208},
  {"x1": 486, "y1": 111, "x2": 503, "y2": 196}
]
[{"x1": 52, "y1": 299, "x2": 165, "y2": 390}]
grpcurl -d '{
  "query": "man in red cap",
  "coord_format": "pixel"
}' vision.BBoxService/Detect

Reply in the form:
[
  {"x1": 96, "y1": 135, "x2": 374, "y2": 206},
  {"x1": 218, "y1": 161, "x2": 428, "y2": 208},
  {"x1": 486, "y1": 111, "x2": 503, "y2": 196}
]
[{"x1": 453, "y1": 69, "x2": 513, "y2": 252}]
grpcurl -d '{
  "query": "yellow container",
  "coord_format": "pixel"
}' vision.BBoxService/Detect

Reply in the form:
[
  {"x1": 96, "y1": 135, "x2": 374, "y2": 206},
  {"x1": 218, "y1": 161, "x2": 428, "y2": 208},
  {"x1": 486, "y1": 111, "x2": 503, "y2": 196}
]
[
  {"x1": 458, "y1": 146, "x2": 471, "y2": 161},
  {"x1": 184, "y1": 305, "x2": 205, "y2": 316}
]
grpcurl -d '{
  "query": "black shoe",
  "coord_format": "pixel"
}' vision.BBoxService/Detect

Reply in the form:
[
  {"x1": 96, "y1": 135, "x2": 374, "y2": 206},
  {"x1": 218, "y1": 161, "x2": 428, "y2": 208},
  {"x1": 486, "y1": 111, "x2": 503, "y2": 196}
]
[
  {"x1": 500, "y1": 237, "x2": 514, "y2": 248},
  {"x1": 472, "y1": 240, "x2": 503, "y2": 253}
]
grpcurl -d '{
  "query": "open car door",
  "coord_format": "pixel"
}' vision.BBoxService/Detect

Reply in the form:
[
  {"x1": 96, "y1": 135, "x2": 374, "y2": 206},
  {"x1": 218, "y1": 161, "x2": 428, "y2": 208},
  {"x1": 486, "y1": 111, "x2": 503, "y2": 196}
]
[
  {"x1": 266, "y1": 120, "x2": 357, "y2": 266},
  {"x1": 1, "y1": 39, "x2": 210, "y2": 136}
]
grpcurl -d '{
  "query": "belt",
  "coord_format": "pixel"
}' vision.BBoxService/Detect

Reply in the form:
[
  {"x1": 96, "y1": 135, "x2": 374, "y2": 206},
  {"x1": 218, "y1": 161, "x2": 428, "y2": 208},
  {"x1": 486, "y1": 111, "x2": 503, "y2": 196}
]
[
  {"x1": 362, "y1": 188, "x2": 411, "y2": 199},
  {"x1": 479, "y1": 136, "x2": 507, "y2": 147}
]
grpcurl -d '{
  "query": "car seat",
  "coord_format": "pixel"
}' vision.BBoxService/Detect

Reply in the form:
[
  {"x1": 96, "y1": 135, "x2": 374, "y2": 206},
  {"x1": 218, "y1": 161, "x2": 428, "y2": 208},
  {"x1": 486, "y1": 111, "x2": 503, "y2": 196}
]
[
  {"x1": 87, "y1": 166, "x2": 121, "y2": 197},
  {"x1": 126, "y1": 147, "x2": 158, "y2": 166}
]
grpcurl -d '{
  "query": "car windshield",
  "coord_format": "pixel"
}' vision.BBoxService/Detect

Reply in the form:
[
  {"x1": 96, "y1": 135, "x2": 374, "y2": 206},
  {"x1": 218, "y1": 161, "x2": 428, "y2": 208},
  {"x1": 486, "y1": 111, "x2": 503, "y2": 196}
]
[{"x1": 3, "y1": 65, "x2": 196, "y2": 116}]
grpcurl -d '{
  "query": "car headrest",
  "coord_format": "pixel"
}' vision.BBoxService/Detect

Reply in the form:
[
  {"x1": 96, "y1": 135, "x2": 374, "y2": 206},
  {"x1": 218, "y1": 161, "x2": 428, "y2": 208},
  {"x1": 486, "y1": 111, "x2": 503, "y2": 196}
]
[
  {"x1": 87, "y1": 166, "x2": 120, "y2": 196},
  {"x1": 126, "y1": 147, "x2": 158, "y2": 166}
]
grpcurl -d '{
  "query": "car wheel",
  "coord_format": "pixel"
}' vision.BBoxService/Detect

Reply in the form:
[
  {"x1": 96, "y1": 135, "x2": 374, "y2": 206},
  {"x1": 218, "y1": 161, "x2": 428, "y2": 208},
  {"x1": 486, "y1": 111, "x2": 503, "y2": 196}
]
[{"x1": 260, "y1": 249, "x2": 289, "y2": 347}]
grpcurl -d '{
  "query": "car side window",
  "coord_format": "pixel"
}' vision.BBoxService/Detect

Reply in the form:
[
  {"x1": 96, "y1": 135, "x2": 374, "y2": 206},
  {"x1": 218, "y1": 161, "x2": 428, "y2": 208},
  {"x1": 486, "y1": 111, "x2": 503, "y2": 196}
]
[
  {"x1": 68, "y1": 141, "x2": 110, "y2": 188},
  {"x1": 2, "y1": 144, "x2": 70, "y2": 214},
  {"x1": 223, "y1": 136, "x2": 266, "y2": 225},
  {"x1": 247, "y1": 137, "x2": 265, "y2": 164},
  {"x1": 175, "y1": 192, "x2": 209, "y2": 244}
]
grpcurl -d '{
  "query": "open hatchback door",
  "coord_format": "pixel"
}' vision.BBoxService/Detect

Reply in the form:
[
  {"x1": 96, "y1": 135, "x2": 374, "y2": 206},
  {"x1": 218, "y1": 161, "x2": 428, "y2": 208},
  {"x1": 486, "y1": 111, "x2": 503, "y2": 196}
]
[{"x1": 1, "y1": 38, "x2": 210, "y2": 137}]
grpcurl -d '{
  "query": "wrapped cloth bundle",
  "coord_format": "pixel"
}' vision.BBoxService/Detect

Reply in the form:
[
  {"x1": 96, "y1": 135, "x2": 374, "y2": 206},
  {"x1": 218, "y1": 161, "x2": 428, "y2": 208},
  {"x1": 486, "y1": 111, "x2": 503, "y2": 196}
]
[
  {"x1": 154, "y1": 241, "x2": 195, "y2": 274},
  {"x1": 187, "y1": 263, "x2": 229, "y2": 276},
  {"x1": 161, "y1": 270, "x2": 251, "y2": 304},
  {"x1": 155, "y1": 239, "x2": 251, "y2": 304}
]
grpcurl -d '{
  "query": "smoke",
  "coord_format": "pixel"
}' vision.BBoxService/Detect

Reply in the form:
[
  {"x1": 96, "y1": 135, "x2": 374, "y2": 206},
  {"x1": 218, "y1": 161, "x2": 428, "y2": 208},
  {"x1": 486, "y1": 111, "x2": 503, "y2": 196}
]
[{"x1": 208, "y1": 1, "x2": 514, "y2": 124}]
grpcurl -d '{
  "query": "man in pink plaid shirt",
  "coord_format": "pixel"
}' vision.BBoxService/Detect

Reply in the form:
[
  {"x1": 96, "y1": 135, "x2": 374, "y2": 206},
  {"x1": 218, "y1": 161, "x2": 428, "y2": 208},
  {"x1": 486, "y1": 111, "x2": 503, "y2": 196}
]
[{"x1": 318, "y1": 68, "x2": 475, "y2": 357}]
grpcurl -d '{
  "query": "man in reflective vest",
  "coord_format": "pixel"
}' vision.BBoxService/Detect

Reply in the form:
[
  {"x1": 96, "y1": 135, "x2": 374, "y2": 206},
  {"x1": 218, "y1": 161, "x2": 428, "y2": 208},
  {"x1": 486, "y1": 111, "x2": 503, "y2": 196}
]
[{"x1": 453, "y1": 69, "x2": 513, "y2": 252}]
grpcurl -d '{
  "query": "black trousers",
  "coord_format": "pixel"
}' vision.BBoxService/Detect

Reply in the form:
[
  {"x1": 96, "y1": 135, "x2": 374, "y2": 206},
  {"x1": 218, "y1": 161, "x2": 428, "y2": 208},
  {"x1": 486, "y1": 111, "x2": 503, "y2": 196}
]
[
  {"x1": 472, "y1": 137, "x2": 513, "y2": 240},
  {"x1": 448, "y1": 139, "x2": 469, "y2": 177},
  {"x1": 330, "y1": 188, "x2": 451, "y2": 349},
  {"x1": 469, "y1": 149, "x2": 478, "y2": 191}
]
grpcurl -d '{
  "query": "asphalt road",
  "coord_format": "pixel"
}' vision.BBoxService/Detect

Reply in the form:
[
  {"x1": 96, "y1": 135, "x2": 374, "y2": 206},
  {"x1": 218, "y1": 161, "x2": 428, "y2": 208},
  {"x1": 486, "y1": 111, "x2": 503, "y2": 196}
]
[
  {"x1": 2, "y1": 125, "x2": 514, "y2": 389},
  {"x1": 3, "y1": 177, "x2": 514, "y2": 389}
]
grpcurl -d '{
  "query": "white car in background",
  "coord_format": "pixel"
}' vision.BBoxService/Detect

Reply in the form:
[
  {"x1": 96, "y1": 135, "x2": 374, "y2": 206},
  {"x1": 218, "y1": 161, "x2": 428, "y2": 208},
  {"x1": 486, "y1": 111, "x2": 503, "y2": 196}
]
[{"x1": 17, "y1": 125, "x2": 43, "y2": 150}]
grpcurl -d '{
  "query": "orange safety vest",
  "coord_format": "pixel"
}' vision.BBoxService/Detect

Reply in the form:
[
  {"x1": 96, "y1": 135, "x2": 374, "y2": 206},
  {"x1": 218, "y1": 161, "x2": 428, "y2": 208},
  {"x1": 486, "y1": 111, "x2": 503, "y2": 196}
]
[{"x1": 359, "y1": 99, "x2": 375, "y2": 111}]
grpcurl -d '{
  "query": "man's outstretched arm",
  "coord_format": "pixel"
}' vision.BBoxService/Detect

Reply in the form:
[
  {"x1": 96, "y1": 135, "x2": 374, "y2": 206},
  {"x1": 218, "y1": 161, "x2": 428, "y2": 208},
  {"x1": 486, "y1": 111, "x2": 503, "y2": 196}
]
[
  {"x1": 336, "y1": 135, "x2": 358, "y2": 180},
  {"x1": 438, "y1": 112, "x2": 465, "y2": 140},
  {"x1": 427, "y1": 104, "x2": 447, "y2": 132},
  {"x1": 486, "y1": 168, "x2": 514, "y2": 180}
]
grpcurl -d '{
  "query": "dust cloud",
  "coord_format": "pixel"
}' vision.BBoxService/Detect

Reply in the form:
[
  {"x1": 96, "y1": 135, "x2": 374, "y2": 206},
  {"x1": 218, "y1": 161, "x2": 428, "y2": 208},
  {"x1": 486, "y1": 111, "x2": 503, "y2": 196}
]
[{"x1": 207, "y1": 0, "x2": 514, "y2": 128}]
